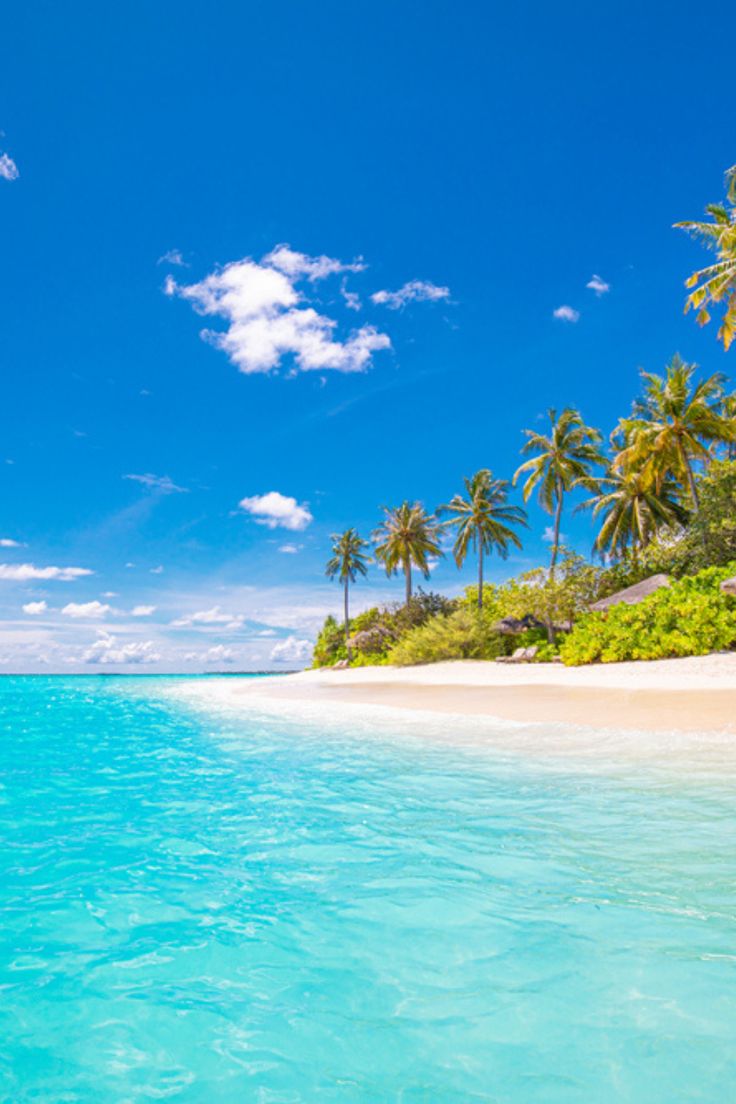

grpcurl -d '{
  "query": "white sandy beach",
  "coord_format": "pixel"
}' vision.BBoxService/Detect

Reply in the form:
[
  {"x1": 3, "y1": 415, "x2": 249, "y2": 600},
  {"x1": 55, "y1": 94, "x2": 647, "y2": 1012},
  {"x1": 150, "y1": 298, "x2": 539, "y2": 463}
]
[{"x1": 177, "y1": 654, "x2": 736, "y2": 735}]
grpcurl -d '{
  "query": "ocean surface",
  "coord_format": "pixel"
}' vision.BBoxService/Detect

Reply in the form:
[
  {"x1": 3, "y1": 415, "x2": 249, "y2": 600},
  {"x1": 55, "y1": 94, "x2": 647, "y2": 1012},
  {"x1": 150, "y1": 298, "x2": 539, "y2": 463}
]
[{"x1": 1, "y1": 675, "x2": 735, "y2": 1102}]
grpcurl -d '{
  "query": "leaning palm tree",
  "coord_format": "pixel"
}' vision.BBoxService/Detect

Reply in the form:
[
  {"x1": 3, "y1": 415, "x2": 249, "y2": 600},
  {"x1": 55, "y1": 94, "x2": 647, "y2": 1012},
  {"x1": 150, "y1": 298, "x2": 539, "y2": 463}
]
[
  {"x1": 579, "y1": 467, "x2": 688, "y2": 563},
  {"x1": 439, "y1": 469, "x2": 527, "y2": 609},
  {"x1": 613, "y1": 356, "x2": 733, "y2": 509},
  {"x1": 373, "y1": 502, "x2": 442, "y2": 605},
  {"x1": 325, "y1": 528, "x2": 370, "y2": 661},
  {"x1": 674, "y1": 165, "x2": 736, "y2": 350},
  {"x1": 513, "y1": 408, "x2": 604, "y2": 574}
]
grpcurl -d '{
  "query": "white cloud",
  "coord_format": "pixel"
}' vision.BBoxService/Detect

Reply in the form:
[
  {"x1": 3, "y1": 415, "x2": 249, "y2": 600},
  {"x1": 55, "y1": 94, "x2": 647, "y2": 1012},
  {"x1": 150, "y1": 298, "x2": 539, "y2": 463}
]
[
  {"x1": 22, "y1": 601, "x2": 47, "y2": 615},
  {"x1": 61, "y1": 600, "x2": 112, "y2": 619},
  {"x1": 262, "y1": 244, "x2": 365, "y2": 282},
  {"x1": 341, "y1": 284, "x2": 361, "y2": 311},
  {"x1": 543, "y1": 526, "x2": 567, "y2": 544},
  {"x1": 239, "y1": 491, "x2": 312, "y2": 531},
  {"x1": 171, "y1": 605, "x2": 244, "y2": 630},
  {"x1": 371, "y1": 280, "x2": 450, "y2": 310},
  {"x1": 102, "y1": 591, "x2": 118, "y2": 598},
  {"x1": 552, "y1": 305, "x2": 580, "y2": 323},
  {"x1": 203, "y1": 644, "x2": 235, "y2": 664},
  {"x1": 0, "y1": 153, "x2": 19, "y2": 182},
  {"x1": 82, "y1": 632, "x2": 160, "y2": 665},
  {"x1": 586, "y1": 274, "x2": 610, "y2": 296},
  {"x1": 150, "y1": 565, "x2": 164, "y2": 574},
  {"x1": 0, "y1": 538, "x2": 24, "y2": 548},
  {"x1": 165, "y1": 246, "x2": 390, "y2": 375},
  {"x1": 157, "y1": 249, "x2": 188, "y2": 267},
  {"x1": 0, "y1": 563, "x2": 92, "y2": 582},
  {"x1": 124, "y1": 473, "x2": 188, "y2": 494},
  {"x1": 278, "y1": 543, "x2": 301, "y2": 554},
  {"x1": 131, "y1": 605, "x2": 156, "y2": 616},
  {"x1": 270, "y1": 636, "x2": 313, "y2": 665}
]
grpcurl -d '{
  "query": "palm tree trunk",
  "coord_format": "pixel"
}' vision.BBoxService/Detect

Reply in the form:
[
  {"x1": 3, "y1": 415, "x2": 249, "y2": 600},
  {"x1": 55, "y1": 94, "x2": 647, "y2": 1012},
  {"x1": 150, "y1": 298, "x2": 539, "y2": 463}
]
[
  {"x1": 679, "y1": 444, "x2": 700, "y2": 510},
  {"x1": 477, "y1": 545, "x2": 484, "y2": 610},
  {"x1": 404, "y1": 558, "x2": 412, "y2": 605},
  {"x1": 550, "y1": 481, "x2": 564, "y2": 577},
  {"x1": 344, "y1": 578, "x2": 351, "y2": 662}
]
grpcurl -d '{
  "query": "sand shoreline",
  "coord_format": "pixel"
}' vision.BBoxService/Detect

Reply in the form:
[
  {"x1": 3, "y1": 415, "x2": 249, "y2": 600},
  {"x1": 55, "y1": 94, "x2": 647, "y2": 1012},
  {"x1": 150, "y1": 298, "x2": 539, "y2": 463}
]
[{"x1": 176, "y1": 655, "x2": 736, "y2": 735}]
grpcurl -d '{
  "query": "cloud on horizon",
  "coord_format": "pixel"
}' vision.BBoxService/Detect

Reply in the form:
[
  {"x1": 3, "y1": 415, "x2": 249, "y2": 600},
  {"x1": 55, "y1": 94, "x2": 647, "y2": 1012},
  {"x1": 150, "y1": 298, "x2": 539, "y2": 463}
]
[{"x1": 0, "y1": 563, "x2": 92, "y2": 582}]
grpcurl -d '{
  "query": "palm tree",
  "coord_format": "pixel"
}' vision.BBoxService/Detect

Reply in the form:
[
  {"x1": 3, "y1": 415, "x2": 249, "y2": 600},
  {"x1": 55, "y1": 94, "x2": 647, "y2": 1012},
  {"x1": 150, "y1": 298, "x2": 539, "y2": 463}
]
[
  {"x1": 721, "y1": 392, "x2": 736, "y2": 461},
  {"x1": 613, "y1": 356, "x2": 733, "y2": 509},
  {"x1": 675, "y1": 165, "x2": 736, "y2": 350},
  {"x1": 579, "y1": 467, "x2": 688, "y2": 563},
  {"x1": 513, "y1": 408, "x2": 604, "y2": 574},
  {"x1": 439, "y1": 469, "x2": 527, "y2": 609},
  {"x1": 373, "y1": 502, "x2": 442, "y2": 605},
  {"x1": 325, "y1": 528, "x2": 370, "y2": 661}
]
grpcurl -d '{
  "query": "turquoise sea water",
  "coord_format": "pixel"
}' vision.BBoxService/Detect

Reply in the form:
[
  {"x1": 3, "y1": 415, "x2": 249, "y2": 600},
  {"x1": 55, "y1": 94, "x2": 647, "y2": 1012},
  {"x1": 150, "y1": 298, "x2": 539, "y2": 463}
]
[{"x1": 1, "y1": 676, "x2": 735, "y2": 1102}]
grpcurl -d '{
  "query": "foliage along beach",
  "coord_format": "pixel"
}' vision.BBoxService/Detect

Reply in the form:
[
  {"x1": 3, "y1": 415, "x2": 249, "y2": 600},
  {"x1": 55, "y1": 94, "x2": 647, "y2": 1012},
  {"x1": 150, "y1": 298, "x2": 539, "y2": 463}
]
[{"x1": 316, "y1": 167, "x2": 736, "y2": 673}]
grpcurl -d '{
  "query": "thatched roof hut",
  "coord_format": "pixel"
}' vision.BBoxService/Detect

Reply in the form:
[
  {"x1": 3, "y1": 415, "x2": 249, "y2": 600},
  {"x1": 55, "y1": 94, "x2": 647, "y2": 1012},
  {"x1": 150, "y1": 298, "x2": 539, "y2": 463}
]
[
  {"x1": 589, "y1": 573, "x2": 670, "y2": 612},
  {"x1": 492, "y1": 614, "x2": 546, "y2": 636},
  {"x1": 721, "y1": 576, "x2": 736, "y2": 596}
]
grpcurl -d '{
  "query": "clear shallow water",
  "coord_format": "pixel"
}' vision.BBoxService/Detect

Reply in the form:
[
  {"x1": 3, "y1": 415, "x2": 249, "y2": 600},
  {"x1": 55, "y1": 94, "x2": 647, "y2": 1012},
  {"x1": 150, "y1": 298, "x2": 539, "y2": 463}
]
[{"x1": 2, "y1": 677, "x2": 736, "y2": 1102}]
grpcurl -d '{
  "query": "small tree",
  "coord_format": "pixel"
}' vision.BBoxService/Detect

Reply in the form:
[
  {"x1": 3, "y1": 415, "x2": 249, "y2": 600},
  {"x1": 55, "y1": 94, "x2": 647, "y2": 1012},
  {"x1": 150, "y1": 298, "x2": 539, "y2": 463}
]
[{"x1": 325, "y1": 529, "x2": 370, "y2": 662}]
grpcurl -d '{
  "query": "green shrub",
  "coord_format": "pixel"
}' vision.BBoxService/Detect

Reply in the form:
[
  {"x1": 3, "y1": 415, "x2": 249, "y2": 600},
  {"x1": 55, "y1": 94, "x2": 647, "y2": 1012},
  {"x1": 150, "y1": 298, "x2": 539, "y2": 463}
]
[
  {"x1": 560, "y1": 563, "x2": 736, "y2": 665},
  {"x1": 388, "y1": 607, "x2": 505, "y2": 666},
  {"x1": 312, "y1": 615, "x2": 347, "y2": 667},
  {"x1": 312, "y1": 590, "x2": 458, "y2": 667}
]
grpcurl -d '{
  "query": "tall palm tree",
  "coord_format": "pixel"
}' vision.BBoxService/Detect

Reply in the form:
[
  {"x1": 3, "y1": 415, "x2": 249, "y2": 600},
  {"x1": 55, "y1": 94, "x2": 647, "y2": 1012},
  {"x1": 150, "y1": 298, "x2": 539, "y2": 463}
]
[
  {"x1": 613, "y1": 356, "x2": 733, "y2": 509},
  {"x1": 675, "y1": 165, "x2": 736, "y2": 350},
  {"x1": 513, "y1": 408, "x2": 604, "y2": 574},
  {"x1": 325, "y1": 528, "x2": 370, "y2": 661},
  {"x1": 439, "y1": 469, "x2": 528, "y2": 609},
  {"x1": 721, "y1": 392, "x2": 736, "y2": 461},
  {"x1": 373, "y1": 502, "x2": 442, "y2": 605},
  {"x1": 579, "y1": 467, "x2": 688, "y2": 563}
]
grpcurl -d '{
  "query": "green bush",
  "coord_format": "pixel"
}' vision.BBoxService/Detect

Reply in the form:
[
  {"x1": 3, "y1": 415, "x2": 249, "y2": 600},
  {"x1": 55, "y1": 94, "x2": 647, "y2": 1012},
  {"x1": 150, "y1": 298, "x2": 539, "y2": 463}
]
[
  {"x1": 388, "y1": 607, "x2": 505, "y2": 666},
  {"x1": 312, "y1": 590, "x2": 458, "y2": 667},
  {"x1": 560, "y1": 563, "x2": 736, "y2": 665}
]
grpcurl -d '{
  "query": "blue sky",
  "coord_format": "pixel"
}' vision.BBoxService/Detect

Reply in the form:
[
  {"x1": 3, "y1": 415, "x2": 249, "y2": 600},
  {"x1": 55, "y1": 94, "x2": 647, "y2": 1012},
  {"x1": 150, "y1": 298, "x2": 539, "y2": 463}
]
[{"x1": 0, "y1": 1, "x2": 733, "y2": 670}]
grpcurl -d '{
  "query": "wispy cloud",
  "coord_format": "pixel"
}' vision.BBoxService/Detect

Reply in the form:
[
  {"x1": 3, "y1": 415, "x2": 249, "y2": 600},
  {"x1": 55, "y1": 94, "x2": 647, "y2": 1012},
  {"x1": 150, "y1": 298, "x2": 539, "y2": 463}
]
[
  {"x1": 0, "y1": 563, "x2": 92, "y2": 582},
  {"x1": 371, "y1": 280, "x2": 450, "y2": 310},
  {"x1": 0, "y1": 153, "x2": 19, "y2": 182},
  {"x1": 0, "y1": 538, "x2": 24, "y2": 548},
  {"x1": 172, "y1": 605, "x2": 244, "y2": 630},
  {"x1": 202, "y1": 644, "x2": 235, "y2": 664},
  {"x1": 270, "y1": 635, "x2": 313, "y2": 664},
  {"x1": 165, "y1": 245, "x2": 390, "y2": 375},
  {"x1": 124, "y1": 473, "x2": 188, "y2": 494},
  {"x1": 263, "y1": 244, "x2": 365, "y2": 282},
  {"x1": 278, "y1": 543, "x2": 302, "y2": 554},
  {"x1": 157, "y1": 249, "x2": 188, "y2": 267},
  {"x1": 239, "y1": 491, "x2": 312, "y2": 531},
  {"x1": 131, "y1": 604, "x2": 156, "y2": 616},
  {"x1": 552, "y1": 305, "x2": 580, "y2": 323},
  {"x1": 586, "y1": 274, "x2": 610, "y2": 296}
]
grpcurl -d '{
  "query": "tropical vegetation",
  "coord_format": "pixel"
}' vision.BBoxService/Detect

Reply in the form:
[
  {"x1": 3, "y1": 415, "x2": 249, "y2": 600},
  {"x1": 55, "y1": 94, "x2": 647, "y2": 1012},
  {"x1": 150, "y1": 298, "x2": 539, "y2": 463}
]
[
  {"x1": 311, "y1": 166, "x2": 736, "y2": 669},
  {"x1": 676, "y1": 164, "x2": 736, "y2": 350}
]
